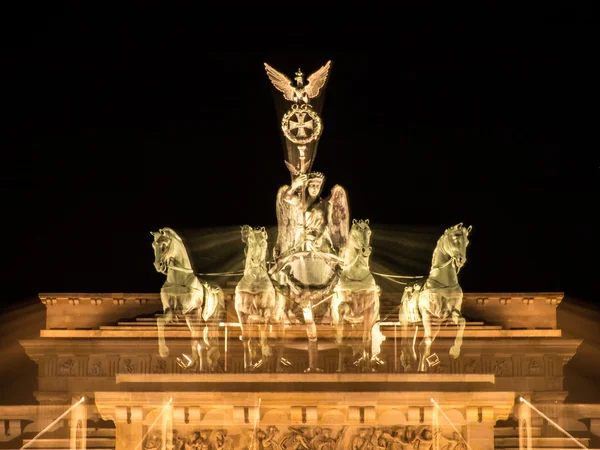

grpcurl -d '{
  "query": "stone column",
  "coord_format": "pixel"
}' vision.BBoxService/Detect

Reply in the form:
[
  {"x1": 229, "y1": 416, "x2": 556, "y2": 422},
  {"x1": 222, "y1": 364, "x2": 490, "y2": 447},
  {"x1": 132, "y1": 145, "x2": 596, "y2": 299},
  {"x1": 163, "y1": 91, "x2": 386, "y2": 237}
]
[
  {"x1": 540, "y1": 402, "x2": 561, "y2": 437},
  {"x1": 115, "y1": 406, "x2": 143, "y2": 450},
  {"x1": 162, "y1": 404, "x2": 174, "y2": 450},
  {"x1": 466, "y1": 406, "x2": 495, "y2": 450},
  {"x1": 517, "y1": 401, "x2": 532, "y2": 450},
  {"x1": 34, "y1": 392, "x2": 70, "y2": 434},
  {"x1": 70, "y1": 396, "x2": 87, "y2": 450}
]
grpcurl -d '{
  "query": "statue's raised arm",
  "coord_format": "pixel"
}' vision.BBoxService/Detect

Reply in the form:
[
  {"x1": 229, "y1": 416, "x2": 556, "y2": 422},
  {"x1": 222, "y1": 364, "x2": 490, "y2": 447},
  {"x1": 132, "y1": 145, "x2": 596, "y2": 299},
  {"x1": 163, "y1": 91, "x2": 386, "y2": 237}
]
[{"x1": 273, "y1": 171, "x2": 340, "y2": 259}]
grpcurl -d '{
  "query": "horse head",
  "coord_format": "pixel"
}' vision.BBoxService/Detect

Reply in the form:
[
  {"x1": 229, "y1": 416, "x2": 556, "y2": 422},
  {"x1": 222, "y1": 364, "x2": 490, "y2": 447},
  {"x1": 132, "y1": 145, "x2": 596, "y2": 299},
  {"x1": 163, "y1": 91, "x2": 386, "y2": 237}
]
[
  {"x1": 349, "y1": 219, "x2": 372, "y2": 259},
  {"x1": 151, "y1": 227, "x2": 185, "y2": 274},
  {"x1": 241, "y1": 225, "x2": 269, "y2": 273},
  {"x1": 439, "y1": 223, "x2": 472, "y2": 271}
]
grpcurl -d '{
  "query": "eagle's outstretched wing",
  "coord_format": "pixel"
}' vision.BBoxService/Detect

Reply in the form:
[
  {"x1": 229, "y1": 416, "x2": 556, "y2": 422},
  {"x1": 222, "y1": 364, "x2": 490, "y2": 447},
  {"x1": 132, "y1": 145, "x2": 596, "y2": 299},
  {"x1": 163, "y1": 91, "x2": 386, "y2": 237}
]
[
  {"x1": 264, "y1": 62, "x2": 295, "y2": 101},
  {"x1": 306, "y1": 60, "x2": 332, "y2": 99},
  {"x1": 327, "y1": 184, "x2": 349, "y2": 256}
]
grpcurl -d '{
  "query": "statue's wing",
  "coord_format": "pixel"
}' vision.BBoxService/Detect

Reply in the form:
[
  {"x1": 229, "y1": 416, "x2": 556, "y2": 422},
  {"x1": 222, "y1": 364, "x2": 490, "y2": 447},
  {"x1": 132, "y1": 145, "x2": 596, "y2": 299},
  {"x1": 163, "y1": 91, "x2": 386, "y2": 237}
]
[
  {"x1": 327, "y1": 184, "x2": 350, "y2": 255},
  {"x1": 306, "y1": 60, "x2": 332, "y2": 99},
  {"x1": 264, "y1": 63, "x2": 295, "y2": 101},
  {"x1": 275, "y1": 185, "x2": 296, "y2": 258}
]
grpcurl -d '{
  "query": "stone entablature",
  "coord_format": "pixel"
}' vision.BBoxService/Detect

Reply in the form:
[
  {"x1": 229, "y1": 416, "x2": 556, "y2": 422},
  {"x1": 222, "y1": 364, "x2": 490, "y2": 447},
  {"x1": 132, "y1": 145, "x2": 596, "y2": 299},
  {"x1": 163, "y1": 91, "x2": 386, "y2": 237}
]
[
  {"x1": 21, "y1": 290, "x2": 579, "y2": 408},
  {"x1": 39, "y1": 291, "x2": 564, "y2": 330},
  {"x1": 95, "y1": 384, "x2": 515, "y2": 450},
  {"x1": 460, "y1": 292, "x2": 563, "y2": 329},
  {"x1": 17, "y1": 290, "x2": 582, "y2": 449},
  {"x1": 39, "y1": 292, "x2": 163, "y2": 330},
  {"x1": 95, "y1": 390, "x2": 514, "y2": 424},
  {"x1": 20, "y1": 334, "x2": 580, "y2": 406}
]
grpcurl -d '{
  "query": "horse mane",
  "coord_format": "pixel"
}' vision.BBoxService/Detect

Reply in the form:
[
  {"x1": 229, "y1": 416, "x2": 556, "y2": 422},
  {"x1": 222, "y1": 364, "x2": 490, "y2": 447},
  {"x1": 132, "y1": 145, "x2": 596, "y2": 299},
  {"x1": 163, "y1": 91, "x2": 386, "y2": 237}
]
[
  {"x1": 160, "y1": 227, "x2": 183, "y2": 242},
  {"x1": 160, "y1": 227, "x2": 194, "y2": 271},
  {"x1": 431, "y1": 233, "x2": 447, "y2": 265},
  {"x1": 241, "y1": 226, "x2": 269, "y2": 273},
  {"x1": 431, "y1": 223, "x2": 466, "y2": 262}
]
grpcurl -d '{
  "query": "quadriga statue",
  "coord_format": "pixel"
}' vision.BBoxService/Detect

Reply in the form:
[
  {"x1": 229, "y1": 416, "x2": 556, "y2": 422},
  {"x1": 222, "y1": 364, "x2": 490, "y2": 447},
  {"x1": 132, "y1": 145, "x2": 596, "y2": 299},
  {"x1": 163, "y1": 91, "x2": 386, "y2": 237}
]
[
  {"x1": 399, "y1": 223, "x2": 472, "y2": 372},
  {"x1": 234, "y1": 225, "x2": 289, "y2": 373},
  {"x1": 269, "y1": 171, "x2": 350, "y2": 372},
  {"x1": 151, "y1": 227, "x2": 225, "y2": 372},
  {"x1": 331, "y1": 219, "x2": 383, "y2": 372}
]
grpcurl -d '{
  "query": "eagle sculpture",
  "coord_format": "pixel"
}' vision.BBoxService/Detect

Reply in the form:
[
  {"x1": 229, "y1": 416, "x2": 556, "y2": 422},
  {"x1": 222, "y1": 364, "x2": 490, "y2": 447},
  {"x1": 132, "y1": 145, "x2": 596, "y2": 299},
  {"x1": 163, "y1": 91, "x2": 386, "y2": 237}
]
[{"x1": 264, "y1": 60, "x2": 332, "y2": 104}]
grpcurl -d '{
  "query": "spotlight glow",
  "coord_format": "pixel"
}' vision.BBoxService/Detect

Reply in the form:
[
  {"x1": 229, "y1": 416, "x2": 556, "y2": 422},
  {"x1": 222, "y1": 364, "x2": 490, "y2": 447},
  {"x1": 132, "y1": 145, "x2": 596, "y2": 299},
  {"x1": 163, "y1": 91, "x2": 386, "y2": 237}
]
[
  {"x1": 430, "y1": 397, "x2": 473, "y2": 450},
  {"x1": 519, "y1": 397, "x2": 588, "y2": 449},
  {"x1": 251, "y1": 397, "x2": 262, "y2": 441},
  {"x1": 134, "y1": 398, "x2": 174, "y2": 450},
  {"x1": 20, "y1": 396, "x2": 86, "y2": 449}
]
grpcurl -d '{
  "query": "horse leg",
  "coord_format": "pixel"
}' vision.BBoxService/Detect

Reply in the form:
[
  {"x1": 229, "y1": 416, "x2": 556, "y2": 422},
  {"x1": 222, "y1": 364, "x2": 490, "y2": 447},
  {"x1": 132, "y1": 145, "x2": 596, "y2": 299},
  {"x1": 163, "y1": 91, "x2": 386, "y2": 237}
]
[
  {"x1": 362, "y1": 296, "x2": 376, "y2": 372},
  {"x1": 303, "y1": 302, "x2": 322, "y2": 373},
  {"x1": 258, "y1": 321, "x2": 272, "y2": 371},
  {"x1": 239, "y1": 316, "x2": 256, "y2": 372},
  {"x1": 184, "y1": 311, "x2": 203, "y2": 372},
  {"x1": 306, "y1": 339, "x2": 321, "y2": 373},
  {"x1": 236, "y1": 293, "x2": 256, "y2": 372},
  {"x1": 239, "y1": 322, "x2": 249, "y2": 371},
  {"x1": 274, "y1": 322, "x2": 289, "y2": 373},
  {"x1": 240, "y1": 322, "x2": 254, "y2": 372},
  {"x1": 157, "y1": 293, "x2": 172, "y2": 358},
  {"x1": 206, "y1": 329, "x2": 221, "y2": 373},
  {"x1": 367, "y1": 290, "x2": 384, "y2": 371},
  {"x1": 333, "y1": 292, "x2": 348, "y2": 373},
  {"x1": 399, "y1": 296, "x2": 415, "y2": 371},
  {"x1": 204, "y1": 311, "x2": 222, "y2": 373},
  {"x1": 449, "y1": 308, "x2": 466, "y2": 359},
  {"x1": 272, "y1": 291, "x2": 291, "y2": 373},
  {"x1": 419, "y1": 312, "x2": 442, "y2": 372},
  {"x1": 418, "y1": 312, "x2": 433, "y2": 372},
  {"x1": 335, "y1": 320, "x2": 349, "y2": 374}
]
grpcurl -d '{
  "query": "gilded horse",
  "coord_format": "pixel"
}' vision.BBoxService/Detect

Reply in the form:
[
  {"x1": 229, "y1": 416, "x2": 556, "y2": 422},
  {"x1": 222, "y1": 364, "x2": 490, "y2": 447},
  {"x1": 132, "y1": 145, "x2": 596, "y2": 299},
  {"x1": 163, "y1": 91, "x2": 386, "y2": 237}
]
[
  {"x1": 332, "y1": 219, "x2": 383, "y2": 372},
  {"x1": 399, "y1": 223, "x2": 472, "y2": 372},
  {"x1": 151, "y1": 227, "x2": 225, "y2": 372},
  {"x1": 234, "y1": 225, "x2": 288, "y2": 372}
]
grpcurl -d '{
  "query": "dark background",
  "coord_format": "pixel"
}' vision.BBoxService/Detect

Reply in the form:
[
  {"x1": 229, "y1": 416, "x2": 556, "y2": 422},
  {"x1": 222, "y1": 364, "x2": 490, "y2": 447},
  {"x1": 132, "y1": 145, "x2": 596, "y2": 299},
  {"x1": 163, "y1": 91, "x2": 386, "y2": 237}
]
[{"x1": 0, "y1": 7, "x2": 597, "y2": 403}]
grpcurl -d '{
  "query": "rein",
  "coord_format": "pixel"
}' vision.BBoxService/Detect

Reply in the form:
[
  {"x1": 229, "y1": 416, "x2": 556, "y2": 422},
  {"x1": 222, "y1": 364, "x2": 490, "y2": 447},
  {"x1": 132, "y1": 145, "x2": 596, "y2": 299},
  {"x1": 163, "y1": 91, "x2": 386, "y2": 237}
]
[
  {"x1": 371, "y1": 244, "x2": 457, "y2": 285},
  {"x1": 429, "y1": 256, "x2": 455, "y2": 273},
  {"x1": 166, "y1": 264, "x2": 243, "y2": 277}
]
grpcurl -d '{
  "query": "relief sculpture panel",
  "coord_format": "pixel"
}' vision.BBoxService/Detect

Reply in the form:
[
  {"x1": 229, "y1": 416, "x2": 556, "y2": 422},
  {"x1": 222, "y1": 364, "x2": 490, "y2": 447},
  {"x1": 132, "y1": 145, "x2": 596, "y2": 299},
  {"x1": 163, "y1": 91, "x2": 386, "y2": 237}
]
[{"x1": 142, "y1": 425, "x2": 466, "y2": 450}]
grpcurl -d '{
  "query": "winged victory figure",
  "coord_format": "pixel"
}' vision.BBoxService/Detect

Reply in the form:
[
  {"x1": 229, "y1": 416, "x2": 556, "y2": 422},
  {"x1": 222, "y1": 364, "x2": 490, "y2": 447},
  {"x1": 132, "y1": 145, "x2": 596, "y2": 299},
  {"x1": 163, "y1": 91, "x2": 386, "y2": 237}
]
[
  {"x1": 273, "y1": 172, "x2": 349, "y2": 264},
  {"x1": 264, "y1": 60, "x2": 332, "y2": 104}
]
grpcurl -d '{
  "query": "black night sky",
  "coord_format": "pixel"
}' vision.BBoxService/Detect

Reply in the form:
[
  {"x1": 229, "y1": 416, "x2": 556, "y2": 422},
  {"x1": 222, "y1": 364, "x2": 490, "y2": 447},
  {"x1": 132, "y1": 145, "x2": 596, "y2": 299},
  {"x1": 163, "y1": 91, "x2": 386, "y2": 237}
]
[{"x1": 1, "y1": 7, "x2": 598, "y2": 402}]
